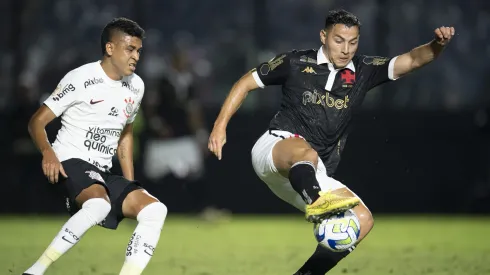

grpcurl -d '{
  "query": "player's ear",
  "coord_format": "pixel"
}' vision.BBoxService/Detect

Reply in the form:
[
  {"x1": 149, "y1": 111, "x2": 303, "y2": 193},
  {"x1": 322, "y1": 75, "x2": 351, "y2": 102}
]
[
  {"x1": 105, "y1": 42, "x2": 114, "y2": 57},
  {"x1": 320, "y1": 29, "x2": 327, "y2": 44}
]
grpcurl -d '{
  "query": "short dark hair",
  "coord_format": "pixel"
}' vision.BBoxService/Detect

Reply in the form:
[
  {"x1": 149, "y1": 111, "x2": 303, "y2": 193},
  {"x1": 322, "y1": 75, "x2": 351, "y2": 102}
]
[
  {"x1": 100, "y1": 17, "x2": 145, "y2": 55},
  {"x1": 325, "y1": 9, "x2": 361, "y2": 31}
]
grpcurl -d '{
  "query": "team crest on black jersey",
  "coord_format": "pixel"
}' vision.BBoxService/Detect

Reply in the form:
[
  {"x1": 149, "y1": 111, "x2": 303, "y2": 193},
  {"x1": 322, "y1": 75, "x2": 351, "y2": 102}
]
[
  {"x1": 260, "y1": 54, "x2": 286, "y2": 76},
  {"x1": 340, "y1": 69, "x2": 355, "y2": 87},
  {"x1": 123, "y1": 97, "x2": 135, "y2": 118},
  {"x1": 362, "y1": 56, "x2": 389, "y2": 66}
]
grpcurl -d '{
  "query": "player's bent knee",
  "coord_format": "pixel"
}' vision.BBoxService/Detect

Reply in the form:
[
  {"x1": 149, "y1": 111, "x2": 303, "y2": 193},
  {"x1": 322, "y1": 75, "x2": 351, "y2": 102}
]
[
  {"x1": 82, "y1": 198, "x2": 112, "y2": 224},
  {"x1": 137, "y1": 202, "x2": 168, "y2": 230},
  {"x1": 353, "y1": 204, "x2": 374, "y2": 241},
  {"x1": 123, "y1": 189, "x2": 161, "y2": 218},
  {"x1": 291, "y1": 148, "x2": 319, "y2": 167}
]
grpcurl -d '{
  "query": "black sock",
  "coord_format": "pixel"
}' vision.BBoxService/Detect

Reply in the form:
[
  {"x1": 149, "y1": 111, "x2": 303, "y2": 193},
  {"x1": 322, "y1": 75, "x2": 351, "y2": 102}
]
[
  {"x1": 293, "y1": 244, "x2": 352, "y2": 275},
  {"x1": 288, "y1": 161, "x2": 321, "y2": 204}
]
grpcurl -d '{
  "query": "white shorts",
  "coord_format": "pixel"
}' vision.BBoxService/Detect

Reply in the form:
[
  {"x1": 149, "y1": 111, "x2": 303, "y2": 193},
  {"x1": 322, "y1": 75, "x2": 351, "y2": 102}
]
[{"x1": 251, "y1": 129, "x2": 346, "y2": 212}]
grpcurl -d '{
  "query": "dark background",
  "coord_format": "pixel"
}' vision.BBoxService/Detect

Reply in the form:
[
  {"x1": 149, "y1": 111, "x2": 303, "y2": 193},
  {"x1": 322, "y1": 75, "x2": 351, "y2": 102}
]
[{"x1": 1, "y1": 0, "x2": 489, "y2": 216}]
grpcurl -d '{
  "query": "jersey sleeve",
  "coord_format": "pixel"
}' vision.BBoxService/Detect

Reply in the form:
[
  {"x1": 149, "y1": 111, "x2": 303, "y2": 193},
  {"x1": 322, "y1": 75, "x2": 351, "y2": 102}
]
[
  {"x1": 251, "y1": 52, "x2": 292, "y2": 88},
  {"x1": 359, "y1": 55, "x2": 399, "y2": 90},
  {"x1": 43, "y1": 71, "x2": 81, "y2": 117},
  {"x1": 127, "y1": 82, "x2": 145, "y2": 124}
]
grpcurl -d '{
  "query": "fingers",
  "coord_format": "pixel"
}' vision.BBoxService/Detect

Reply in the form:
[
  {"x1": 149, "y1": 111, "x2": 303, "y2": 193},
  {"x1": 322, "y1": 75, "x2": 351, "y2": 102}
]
[
  {"x1": 210, "y1": 139, "x2": 222, "y2": 160},
  {"x1": 216, "y1": 143, "x2": 223, "y2": 160},
  {"x1": 442, "y1": 26, "x2": 452, "y2": 39},
  {"x1": 60, "y1": 165, "x2": 68, "y2": 178},
  {"x1": 434, "y1": 28, "x2": 444, "y2": 40},
  {"x1": 207, "y1": 135, "x2": 225, "y2": 160},
  {"x1": 42, "y1": 162, "x2": 48, "y2": 180},
  {"x1": 435, "y1": 26, "x2": 455, "y2": 42},
  {"x1": 207, "y1": 139, "x2": 215, "y2": 156},
  {"x1": 43, "y1": 161, "x2": 64, "y2": 184},
  {"x1": 47, "y1": 163, "x2": 54, "y2": 184},
  {"x1": 54, "y1": 163, "x2": 60, "y2": 183}
]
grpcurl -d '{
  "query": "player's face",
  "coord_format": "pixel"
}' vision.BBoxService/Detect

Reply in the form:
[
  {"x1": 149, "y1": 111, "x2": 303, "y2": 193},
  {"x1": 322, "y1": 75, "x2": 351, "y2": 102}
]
[
  {"x1": 321, "y1": 24, "x2": 359, "y2": 69},
  {"x1": 110, "y1": 34, "x2": 143, "y2": 77}
]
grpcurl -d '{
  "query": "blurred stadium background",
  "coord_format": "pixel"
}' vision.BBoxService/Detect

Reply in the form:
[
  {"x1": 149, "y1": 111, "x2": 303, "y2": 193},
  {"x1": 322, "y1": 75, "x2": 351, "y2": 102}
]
[{"x1": 1, "y1": 0, "x2": 490, "y2": 274}]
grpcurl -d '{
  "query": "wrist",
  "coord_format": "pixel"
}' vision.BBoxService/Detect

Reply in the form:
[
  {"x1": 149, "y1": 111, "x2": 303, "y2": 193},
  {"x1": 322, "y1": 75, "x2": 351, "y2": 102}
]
[
  {"x1": 430, "y1": 39, "x2": 445, "y2": 50},
  {"x1": 40, "y1": 146, "x2": 53, "y2": 155},
  {"x1": 213, "y1": 121, "x2": 227, "y2": 131}
]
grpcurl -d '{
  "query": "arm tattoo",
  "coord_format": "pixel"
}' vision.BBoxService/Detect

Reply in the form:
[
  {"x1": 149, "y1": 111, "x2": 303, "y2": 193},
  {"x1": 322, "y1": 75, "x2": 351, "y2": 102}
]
[{"x1": 119, "y1": 143, "x2": 126, "y2": 159}]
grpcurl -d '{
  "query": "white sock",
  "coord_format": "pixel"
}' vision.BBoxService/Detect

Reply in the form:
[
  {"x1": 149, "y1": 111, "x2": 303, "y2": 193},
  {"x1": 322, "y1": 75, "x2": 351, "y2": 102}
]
[
  {"x1": 120, "y1": 202, "x2": 167, "y2": 275},
  {"x1": 24, "y1": 198, "x2": 111, "y2": 275}
]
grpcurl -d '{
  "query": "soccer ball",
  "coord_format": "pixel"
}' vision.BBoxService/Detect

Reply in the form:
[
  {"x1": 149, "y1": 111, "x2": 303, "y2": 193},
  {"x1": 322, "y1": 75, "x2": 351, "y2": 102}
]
[{"x1": 313, "y1": 209, "x2": 361, "y2": 252}]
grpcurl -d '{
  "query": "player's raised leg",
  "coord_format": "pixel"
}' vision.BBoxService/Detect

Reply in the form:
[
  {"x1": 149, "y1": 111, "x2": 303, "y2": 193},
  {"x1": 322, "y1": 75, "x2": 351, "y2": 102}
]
[
  {"x1": 23, "y1": 184, "x2": 111, "y2": 275},
  {"x1": 119, "y1": 189, "x2": 167, "y2": 275},
  {"x1": 272, "y1": 137, "x2": 360, "y2": 222},
  {"x1": 294, "y1": 188, "x2": 374, "y2": 275}
]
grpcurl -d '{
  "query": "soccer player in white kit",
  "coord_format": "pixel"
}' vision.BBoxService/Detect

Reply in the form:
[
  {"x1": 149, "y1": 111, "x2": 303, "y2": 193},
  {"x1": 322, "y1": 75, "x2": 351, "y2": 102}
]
[{"x1": 23, "y1": 18, "x2": 167, "y2": 275}]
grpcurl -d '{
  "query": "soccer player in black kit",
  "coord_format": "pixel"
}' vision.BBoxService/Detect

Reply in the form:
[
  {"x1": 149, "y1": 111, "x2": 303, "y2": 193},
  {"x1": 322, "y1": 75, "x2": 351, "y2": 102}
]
[{"x1": 209, "y1": 9, "x2": 454, "y2": 275}]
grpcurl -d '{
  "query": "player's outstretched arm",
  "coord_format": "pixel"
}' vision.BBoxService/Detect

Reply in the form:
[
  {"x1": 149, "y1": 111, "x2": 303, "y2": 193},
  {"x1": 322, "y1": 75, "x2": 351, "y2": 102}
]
[
  {"x1": 392, "y1": 26, "x2": 455, "y2": 79},
  {"x1": 28, "y1": 105, "x2": 68, "y2": 183},
  {"x1": 208, "y1": 71, "x2": 260, "y2": 160},
  {"x1": 118, "y1": 123, "x2": 135, "y2": 181}
]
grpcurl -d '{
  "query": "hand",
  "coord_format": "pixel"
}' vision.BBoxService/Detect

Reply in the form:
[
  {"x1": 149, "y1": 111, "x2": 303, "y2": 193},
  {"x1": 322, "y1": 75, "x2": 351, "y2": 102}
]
[
  {"x1": 208, "y1": 126, "x2": 227, "y2": 160},
  {"x1": 42, "y1": 148, "x2": 67, "y2": 184},
  {"x1": 434, "y1": 26, "x2": 455, "y2": 46}
]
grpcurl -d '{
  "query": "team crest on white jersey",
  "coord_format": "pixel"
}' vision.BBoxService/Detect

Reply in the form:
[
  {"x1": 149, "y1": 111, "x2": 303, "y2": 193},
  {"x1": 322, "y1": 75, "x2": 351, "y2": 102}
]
[
  {"x1": 85, "y1": 170, "x2": 105, "y2": 183},
  {"x1": 123, "y1": 97, "x2": 135, "y2": 118}
]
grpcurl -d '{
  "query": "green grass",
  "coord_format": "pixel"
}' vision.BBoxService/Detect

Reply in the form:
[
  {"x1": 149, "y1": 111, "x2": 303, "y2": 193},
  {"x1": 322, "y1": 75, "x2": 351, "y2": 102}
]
[{"x1": 1, "y1": 215, "x2": 490, "y2": 275}]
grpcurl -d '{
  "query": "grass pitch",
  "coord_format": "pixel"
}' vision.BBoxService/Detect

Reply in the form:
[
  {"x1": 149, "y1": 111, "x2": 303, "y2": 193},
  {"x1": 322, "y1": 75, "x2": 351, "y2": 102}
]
[{"x1": 1, "y1": 215, "x2": 489, "y2": 275}]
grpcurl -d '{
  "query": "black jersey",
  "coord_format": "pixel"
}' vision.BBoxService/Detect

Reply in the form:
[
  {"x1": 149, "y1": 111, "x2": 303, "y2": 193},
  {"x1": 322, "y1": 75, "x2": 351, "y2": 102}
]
[{"x1": 252, "y1": 47, "x2": 397, "y2": 175}]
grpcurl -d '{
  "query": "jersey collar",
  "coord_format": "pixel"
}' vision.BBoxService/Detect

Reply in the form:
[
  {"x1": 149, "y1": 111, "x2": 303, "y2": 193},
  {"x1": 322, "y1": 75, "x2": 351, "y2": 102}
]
[
  {"x1": 317, "y1": 46, "x2": 355, "y2": 72},
  {"x1": 96, "y1": 60, "x2": 125, "y2": 87}
]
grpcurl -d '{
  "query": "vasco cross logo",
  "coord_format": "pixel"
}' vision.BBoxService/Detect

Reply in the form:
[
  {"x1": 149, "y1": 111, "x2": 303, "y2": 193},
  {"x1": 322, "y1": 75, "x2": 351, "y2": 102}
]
[{"x1": 340, "y1": 70, "x2": 355, "y2": 87}]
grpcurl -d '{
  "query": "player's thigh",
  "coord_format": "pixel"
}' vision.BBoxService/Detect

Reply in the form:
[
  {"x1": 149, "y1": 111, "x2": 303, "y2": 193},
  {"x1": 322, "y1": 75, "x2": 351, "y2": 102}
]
[
  {"x1": 60, "y1": 158, "x2": 110, "y2": 206},
  {"x1": 75, "y1": 184, "x2": 110, "y2": 205},
  {"x1": 272, "y1": 137, "x2": 319, "y2": 177},
  {"x1": 332, "y1": 187, "x2": 374, "y2": 241},
  {"x1": 122, "y1": 189, "x2": 160, "y2": 219}
]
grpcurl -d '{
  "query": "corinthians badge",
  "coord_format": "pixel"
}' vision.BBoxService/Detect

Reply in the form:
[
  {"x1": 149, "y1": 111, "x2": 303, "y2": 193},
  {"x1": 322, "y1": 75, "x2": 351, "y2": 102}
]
[{"x1": 123, "y1": 97, "x2": 135, "y2": 118}]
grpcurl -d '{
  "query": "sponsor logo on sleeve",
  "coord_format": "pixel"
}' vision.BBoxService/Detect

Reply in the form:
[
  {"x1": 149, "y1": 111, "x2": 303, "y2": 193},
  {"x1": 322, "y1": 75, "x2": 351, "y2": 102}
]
[{"x1": 52, "y1": 83, "x2": 75, "y2": 101}]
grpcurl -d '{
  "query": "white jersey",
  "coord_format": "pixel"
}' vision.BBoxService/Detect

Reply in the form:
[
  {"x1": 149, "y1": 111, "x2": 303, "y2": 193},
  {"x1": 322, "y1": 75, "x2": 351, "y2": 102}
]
[{"x1": 44, "y1": 61, "x2": 145, "y2": 171}]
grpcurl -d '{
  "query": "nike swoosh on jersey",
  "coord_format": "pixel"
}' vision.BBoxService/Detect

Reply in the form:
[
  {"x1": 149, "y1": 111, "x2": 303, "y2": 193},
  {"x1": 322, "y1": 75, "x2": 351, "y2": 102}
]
[{"x1": 90, "y1": 99, "x2": 104, "y2": 104}]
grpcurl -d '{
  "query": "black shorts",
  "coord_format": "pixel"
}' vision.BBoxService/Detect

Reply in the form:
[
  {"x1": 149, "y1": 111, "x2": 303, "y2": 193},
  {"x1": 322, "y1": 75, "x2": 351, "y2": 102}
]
[{"x1": 59, "y1": 158, "x2": 142, "y2": 230}]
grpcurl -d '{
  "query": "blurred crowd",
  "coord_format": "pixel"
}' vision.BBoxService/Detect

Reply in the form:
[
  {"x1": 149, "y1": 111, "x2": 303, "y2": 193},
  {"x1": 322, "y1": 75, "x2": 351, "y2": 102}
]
[
  {"x1": 1, "y1": 0, "x2": 489, "y2": 214},
  {"x1": 1, "y1": 0, "x2": 489, "y2": 113}
]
